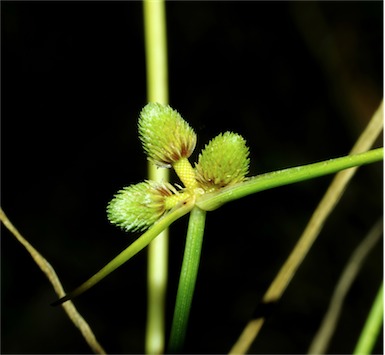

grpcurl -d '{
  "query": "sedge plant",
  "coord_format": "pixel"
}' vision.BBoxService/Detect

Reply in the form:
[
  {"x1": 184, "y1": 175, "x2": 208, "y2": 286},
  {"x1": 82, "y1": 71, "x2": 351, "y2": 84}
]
[{"x1": 52, "y1": 102, "x2": 383, "y2": 352}]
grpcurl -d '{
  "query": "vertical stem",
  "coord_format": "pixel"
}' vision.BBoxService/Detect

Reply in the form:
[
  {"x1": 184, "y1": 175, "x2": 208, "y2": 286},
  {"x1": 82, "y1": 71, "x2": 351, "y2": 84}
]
[
  {"x1": 168, "y1": 206, "x2": 207, "y2": 353},
  {"x1": 143, "y1": 0, "x2": 169, "y2": 104},
  {"x1": 143, "y1": 1, "x2": 169, "y2": 354}
]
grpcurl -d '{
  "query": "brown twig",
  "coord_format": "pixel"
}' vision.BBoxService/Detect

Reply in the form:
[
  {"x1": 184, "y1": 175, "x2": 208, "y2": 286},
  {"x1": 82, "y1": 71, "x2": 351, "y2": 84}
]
[{"x1": 0, "y1": 207, "x2": 107, "y2": 354}]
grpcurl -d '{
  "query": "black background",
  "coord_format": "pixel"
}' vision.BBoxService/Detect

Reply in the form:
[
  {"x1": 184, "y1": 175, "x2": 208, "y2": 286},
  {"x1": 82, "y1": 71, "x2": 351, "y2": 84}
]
[{"x1": 2, "y1": 1, "x2": 383, "y2": 354}]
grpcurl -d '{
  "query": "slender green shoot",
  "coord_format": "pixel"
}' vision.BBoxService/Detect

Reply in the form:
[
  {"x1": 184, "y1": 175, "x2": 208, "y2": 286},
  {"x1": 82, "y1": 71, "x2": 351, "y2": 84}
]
[
  {"x1": 168, "y1": 206, "x2": 207, "y2": 353},
  {"x1": 353, "y1": 283, "x2": 384, "y2": 355},
  {"x1": 197, "y1": 148, "x2": 383, "y2": 211},
  {"x1": 52, "y1": 200, "x2": 194, "y2": 306},
  {"x1": 143, "y1": 0, "x2": 169, "y2": 353}
]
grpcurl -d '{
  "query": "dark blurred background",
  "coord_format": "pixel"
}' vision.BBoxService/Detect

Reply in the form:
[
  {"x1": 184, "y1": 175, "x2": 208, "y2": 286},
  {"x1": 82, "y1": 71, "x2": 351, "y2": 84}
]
[{"x1": 1, "y1": 1, "x2": 383, "y2": 354}]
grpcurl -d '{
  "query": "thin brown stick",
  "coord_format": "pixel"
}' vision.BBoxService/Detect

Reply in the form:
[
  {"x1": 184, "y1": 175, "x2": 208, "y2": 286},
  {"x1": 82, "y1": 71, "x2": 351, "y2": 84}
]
[
  {"x1": 229, "y1": 101, "x2": 383, "y2": 354},
  {"x1": 0, "y1": 207, "x2": 106, "y2": 354}
]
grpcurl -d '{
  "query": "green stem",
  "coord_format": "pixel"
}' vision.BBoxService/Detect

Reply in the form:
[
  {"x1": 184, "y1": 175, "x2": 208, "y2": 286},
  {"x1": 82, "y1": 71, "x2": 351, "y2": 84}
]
[
  {"x1": 197, "y1": 148, "x2": 383, "y2": 211},
  {"x1": 353, "y1": 283, "x2": 384, "y2": 355},
  {"x1": 143, "y1": 0, "x2": 168, "y2": 104},
  {"x1": 168, "y1": 206, "x2": 207, "y2": 353},
  {"x1": 52, "y1": 200, "x2": 194, "y2": 306},
  {"x1": 143, "y1": 0, "x2": 169, "y2": 353}
]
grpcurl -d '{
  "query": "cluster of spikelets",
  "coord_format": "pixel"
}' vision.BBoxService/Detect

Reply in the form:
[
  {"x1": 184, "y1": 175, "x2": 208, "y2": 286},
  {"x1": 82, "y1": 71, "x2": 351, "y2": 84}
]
[{"x1": 107, "y1": 103, "x2": 250, "y2": 232}]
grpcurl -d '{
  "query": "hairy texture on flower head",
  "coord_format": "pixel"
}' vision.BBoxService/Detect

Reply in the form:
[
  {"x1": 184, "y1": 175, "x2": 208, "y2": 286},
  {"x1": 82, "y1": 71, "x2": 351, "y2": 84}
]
[
  {"x1": 195, "y1": 132, "x2": 250, "y2": 191},
  {"x1": 138, "y1": 103, "x2": 197, "y2": 168},
  {"x1": 107, "y1": 180, "x2": 180, "y2": 232}
]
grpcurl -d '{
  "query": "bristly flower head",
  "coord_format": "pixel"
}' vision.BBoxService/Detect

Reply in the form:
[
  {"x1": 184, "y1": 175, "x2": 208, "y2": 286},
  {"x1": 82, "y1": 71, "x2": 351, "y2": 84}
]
[
  {"x1": 138, "y1": 103, "x2": 197, "y2": 168},
  {"x1": 195, "y1": 132, "x2": 250, "y2": 191},
  {"x1": 107, "y1": 180, "x2": 180, "y2": 232}
]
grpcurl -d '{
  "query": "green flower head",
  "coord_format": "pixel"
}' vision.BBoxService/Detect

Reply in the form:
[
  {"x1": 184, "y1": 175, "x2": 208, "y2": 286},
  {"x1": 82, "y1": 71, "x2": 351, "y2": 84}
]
[
  {"x1": 107, "y1": 180, "x2": 180, "y2": 232},
  {"x1": 195, "y1": 132, "x2": 250, "y2": 191},
  {"x1": 138, "y1": 103, "x2": 197, "y2": 168}
]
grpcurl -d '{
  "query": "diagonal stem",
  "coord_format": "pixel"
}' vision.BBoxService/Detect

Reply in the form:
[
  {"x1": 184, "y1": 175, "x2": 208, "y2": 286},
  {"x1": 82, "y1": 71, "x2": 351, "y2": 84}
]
[
  {"x1": 52, "y1": 200, "x2": 194, "y2": 306},
  {"x1": 229, "y1": 101, "x2": 383, "y2": 354},
  {"x1": 308, "y1": 218, "x2": 383, "y2": 354},
  {"x1": 197, "y1": 148, "x2": 383, "y2": 212}
]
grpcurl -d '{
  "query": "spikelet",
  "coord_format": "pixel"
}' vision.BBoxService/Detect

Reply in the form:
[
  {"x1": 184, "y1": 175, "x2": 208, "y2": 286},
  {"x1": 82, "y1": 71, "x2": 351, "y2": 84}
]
[
  {"x1": 138, "y1": 103, "x2": 197, "y2": 168},
  {"x1": 107, "y1": 181, "x2": 181, "y2": 232},
  {"x1": 195, "y1": 132, "x2": 250, "y2": 191}
]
